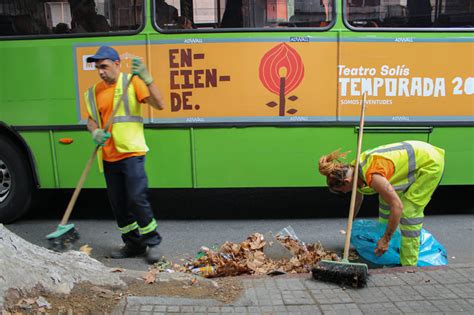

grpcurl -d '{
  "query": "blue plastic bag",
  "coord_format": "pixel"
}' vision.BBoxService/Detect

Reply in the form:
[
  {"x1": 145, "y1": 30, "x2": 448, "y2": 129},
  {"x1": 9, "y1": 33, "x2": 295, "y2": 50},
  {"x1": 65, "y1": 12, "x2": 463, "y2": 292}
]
[{"x1": 350, "y1": 219, "x2": 448, "y2": 267}]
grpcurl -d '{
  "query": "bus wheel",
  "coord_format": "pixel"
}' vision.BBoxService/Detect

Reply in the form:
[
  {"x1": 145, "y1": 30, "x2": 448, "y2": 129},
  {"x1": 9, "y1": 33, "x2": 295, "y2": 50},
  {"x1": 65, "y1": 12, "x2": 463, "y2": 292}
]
[{"x1": 0, "y1": 135, "x2": 33, "y2": 223}]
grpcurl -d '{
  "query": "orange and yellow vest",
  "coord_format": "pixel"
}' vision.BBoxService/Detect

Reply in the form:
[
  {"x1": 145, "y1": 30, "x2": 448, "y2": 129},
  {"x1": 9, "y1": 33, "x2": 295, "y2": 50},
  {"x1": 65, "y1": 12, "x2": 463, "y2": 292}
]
[{"x1": 84, "y1": 73, "x2": 148, "y2": 171}]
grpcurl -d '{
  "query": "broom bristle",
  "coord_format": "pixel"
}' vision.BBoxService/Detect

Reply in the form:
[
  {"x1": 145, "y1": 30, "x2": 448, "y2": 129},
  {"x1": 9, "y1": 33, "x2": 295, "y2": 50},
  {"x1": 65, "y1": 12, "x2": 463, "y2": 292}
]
[
  {"x1": 46, "y1": 224, "x2": 80, "y2": 252},
  {"x1": 312, "y1": 260, "x2": 368, "y2": 288}
]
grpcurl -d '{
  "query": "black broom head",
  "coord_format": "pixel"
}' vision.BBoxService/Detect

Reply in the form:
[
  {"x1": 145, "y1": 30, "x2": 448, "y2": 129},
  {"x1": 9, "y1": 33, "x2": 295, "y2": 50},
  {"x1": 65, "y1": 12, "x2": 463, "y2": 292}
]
[{"x1": 312, "y1": 259, "x2": 368, "y2": 288}]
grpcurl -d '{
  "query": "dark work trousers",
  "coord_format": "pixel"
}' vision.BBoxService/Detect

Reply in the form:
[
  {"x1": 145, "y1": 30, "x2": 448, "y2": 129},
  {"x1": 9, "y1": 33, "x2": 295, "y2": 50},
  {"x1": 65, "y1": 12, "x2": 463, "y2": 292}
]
[{"x1": 103, "y1": 155, "x2": 161, "y2": 247}]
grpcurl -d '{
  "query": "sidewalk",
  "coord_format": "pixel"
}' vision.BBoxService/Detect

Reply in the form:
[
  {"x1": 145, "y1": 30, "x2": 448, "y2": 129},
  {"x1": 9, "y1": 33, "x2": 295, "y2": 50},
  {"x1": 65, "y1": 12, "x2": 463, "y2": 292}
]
[{"x1": 114, "y1": 263, "x2": 474, "y2": 314}]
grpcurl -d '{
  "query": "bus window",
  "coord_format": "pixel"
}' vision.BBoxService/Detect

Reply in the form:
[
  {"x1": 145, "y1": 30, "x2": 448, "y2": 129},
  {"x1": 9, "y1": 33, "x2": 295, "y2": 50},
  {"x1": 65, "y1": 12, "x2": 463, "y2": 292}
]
[
  {"x1": 0, "y1": 0, "x2": 144, "y2": 37},
  {"x1": 345, "y1": 0, "x2": 474, "y2": 29},
  {"x1": 153, "y1": 0, "x2": 334, "y2": 31}
]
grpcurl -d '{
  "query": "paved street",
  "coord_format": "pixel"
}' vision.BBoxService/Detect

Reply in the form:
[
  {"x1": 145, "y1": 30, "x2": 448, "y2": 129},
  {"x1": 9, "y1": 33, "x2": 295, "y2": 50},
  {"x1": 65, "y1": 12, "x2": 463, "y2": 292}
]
[
  {"x1": 5, "y1": 215, "x2": 473, "y2": 314},
  {"x1": 114, "y1": 263, "x2": 474, "y2": 314},
  {"x1": 6, "y1": 215, "x2": 473, "y2": 270}
]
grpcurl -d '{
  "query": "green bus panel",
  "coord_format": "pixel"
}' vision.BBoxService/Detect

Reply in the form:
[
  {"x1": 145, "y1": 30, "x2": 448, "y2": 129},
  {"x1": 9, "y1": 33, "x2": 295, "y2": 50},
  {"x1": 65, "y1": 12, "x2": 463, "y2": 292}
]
[
  {"x1": 40, "y1": 127, "x2": 465, "y2": 189},
  {"x1": 0, "y1": 35, "x2": 148, "y2": 126},
  {"x1": 51, "y1": 129, "x2": 193, "y2": 188},
  {"x1": 0, "y1": 41, "x2": 77, "y2": 125},
  {"x1": 193, "y1": 127, "x2": 356, "y2": 188},
  {"x1": 20, "y1": 131, "x2": 56, "y2": 188},
  {"x1": 429, "y1": 127, "x2": 474, "y2": 185},
  {"x1": 144, "y1": 129, "x2": 193, "y2": 188},
  {"x1": 53, "y1": 130, "x2": 105, "y2": 188},
  {"x1": 362, "y1": 132, "x2": 429, "y2": 153}
]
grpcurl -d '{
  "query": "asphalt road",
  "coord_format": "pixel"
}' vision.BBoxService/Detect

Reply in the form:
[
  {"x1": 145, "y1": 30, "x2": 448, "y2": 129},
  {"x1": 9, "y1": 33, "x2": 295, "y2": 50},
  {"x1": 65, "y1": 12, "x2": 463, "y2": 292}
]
[{"x1": 5, "y1": 215, "x2": 473, "y2": 271}]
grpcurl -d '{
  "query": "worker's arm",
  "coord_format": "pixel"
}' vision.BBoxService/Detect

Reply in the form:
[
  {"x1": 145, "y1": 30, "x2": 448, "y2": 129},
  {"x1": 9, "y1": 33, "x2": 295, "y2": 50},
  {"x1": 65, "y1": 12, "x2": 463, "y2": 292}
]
[
  {"x1": 370, "y1": 174, "x2": 403, "y2": 256},
  {"x1": 143, "y1": 82, "x2": 165, "y2": 110},
  {"x1": 87, "y1": 117, "x2": 98, "y2": 133},
  {"x1": 132, "y1": 58, "x2": 165, "y2": 111}
]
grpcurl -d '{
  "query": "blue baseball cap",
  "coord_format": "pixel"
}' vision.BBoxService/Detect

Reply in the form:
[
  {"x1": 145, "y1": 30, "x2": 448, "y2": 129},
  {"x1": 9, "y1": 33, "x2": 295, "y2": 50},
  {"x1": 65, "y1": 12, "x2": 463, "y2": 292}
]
[{"x1": 86, "y1": 46, "x2": 120, "y2": 63}]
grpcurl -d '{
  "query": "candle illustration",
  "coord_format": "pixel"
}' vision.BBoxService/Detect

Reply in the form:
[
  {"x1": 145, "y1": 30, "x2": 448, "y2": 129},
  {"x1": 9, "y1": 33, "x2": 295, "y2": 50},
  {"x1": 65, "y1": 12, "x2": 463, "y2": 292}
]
[{"x1": 259, "y1": 43, "x2": 304, "y2": 116}]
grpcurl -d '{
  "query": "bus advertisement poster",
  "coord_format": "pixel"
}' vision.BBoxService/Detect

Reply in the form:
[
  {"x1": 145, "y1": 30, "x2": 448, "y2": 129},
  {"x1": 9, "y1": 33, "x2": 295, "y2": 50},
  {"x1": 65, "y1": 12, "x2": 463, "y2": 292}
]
[{"x1": 74, "y1": 40, "x2": 473, "y2": 125}]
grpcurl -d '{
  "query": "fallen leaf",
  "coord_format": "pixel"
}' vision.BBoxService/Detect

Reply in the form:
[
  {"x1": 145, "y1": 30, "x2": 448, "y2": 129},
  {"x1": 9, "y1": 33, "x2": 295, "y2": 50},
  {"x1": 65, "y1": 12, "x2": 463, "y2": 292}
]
[
  {"x1": 181, "y1": 231, "x2": 338, "y2": 277},
  {"x1": 143, "y1": 274, "x2": 155, "y2": 284},
  {"x1": 110, "y1": 268, "x2": 124, "y2": 273},
  {"x1": 79, "y1": 244, "x2": 92, "y2": 255}
]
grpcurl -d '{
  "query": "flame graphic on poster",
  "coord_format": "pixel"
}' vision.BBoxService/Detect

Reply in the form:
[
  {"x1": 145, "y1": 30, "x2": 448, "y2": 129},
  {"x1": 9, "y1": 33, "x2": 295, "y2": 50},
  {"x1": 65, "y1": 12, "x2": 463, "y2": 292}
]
[{"x1": 259, "y1": 43, "x2": 304, "y2": 116}]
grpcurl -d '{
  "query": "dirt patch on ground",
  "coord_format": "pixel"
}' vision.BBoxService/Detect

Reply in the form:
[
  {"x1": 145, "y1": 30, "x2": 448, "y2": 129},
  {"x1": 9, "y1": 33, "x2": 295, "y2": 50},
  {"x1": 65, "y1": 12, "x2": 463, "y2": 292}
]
[
  {"x1": 3, "y1": 275, "x2": 243, "y2": 313},
  {"x1": 128, "y1": 276, "x2": 243, "y2": 304}
]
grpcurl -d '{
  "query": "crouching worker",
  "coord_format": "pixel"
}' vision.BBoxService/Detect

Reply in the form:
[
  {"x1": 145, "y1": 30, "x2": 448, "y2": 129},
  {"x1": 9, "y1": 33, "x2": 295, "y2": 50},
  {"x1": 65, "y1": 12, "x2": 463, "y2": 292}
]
[
  {"x1": 84, "y1": 46, "x2": 165, "y2": 264},
  {"x1": 318, "y1": 141, "x2": 444, "y2": 266}
]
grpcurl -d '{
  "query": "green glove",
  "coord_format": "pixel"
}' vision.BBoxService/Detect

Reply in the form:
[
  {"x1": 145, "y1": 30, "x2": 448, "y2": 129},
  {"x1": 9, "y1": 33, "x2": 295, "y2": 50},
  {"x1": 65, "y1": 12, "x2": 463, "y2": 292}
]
[
  {"x1": 92, "y1": 129, "x2": 111, "y2": 146},
  {"x1": 132, "y1": 57, "x2": 153, "y2": 85}
]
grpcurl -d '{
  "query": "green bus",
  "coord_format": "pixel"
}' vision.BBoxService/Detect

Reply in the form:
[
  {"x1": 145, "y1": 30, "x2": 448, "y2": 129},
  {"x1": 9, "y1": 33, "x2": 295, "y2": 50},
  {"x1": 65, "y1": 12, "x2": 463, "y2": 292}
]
[{"x1": 0, "y1": 0, "x2": 473, "y2": 223}]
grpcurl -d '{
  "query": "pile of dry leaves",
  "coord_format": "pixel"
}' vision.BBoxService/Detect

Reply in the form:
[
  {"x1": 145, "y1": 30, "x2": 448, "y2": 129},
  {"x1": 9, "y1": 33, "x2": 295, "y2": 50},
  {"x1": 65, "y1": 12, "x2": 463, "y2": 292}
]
[{"x1": 150, "y1": 232, "x2": 340, "y2": 278}]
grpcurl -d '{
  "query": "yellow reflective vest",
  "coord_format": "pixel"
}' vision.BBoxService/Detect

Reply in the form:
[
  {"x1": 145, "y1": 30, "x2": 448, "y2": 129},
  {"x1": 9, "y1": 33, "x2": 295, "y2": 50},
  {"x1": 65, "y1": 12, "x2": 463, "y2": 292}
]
[
  {"x1": 85, "y1": 73, "x2": 149, "y2": 170},
  {"x1": 355, "y1": 141, "x2": 445, "y2": 206}
]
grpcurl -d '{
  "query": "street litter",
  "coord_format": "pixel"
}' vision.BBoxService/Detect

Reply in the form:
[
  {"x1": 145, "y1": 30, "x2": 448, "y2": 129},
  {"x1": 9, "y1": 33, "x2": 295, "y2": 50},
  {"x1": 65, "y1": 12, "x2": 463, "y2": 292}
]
[
  {"x1": 35, "y1": 296, "x2": 51, "y2": 309},
  {"x1": 147, "y1": 226, "x2": 339, "y2": 279}
]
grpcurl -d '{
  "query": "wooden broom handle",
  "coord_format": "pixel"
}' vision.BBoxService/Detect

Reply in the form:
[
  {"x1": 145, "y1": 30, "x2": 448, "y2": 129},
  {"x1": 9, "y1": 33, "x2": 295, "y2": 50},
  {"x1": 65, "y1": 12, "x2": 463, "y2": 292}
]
[
  {"x1": 343, "y1": 93, "x2": 367, "y2": 260},
  {"x1": 60, "y1": 74, "x2": 135, "y2": 225}
]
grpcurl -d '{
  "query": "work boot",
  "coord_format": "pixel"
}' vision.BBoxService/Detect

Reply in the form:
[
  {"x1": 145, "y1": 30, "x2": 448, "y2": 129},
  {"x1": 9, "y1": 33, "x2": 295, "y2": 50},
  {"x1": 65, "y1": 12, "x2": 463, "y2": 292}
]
[
  {"x1": 110, "y1": 243, "x2": 147, "y2": 259},
  {"x1": 146, "y1": 245, "x2": 162, "y2": 264}
]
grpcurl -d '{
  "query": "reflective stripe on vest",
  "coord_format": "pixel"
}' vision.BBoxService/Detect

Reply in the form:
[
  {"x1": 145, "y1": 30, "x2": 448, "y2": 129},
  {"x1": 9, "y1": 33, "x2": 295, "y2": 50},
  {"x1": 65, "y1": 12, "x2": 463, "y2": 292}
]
[
  {"x1": 401, "y1": 229, "x2": 421, "y2": 238},
  {"x1": 87, "y1": 74, "x2": 143, "y2": 125},
  {"x1": 400, "y1": 217, "x2": 424, "y2": 225},
  {"x1": 359, "y1": 142, "x2": 416, "y2": 192},
  {"x1": 113, "y1": 116, "x2": 144, "y2": 123},
  {"x1": 378, "y1": 213, "x2": 423, "y2": 225},
  {"x1": 88, "y1": 87, "x2": 100, "y2": 125}
]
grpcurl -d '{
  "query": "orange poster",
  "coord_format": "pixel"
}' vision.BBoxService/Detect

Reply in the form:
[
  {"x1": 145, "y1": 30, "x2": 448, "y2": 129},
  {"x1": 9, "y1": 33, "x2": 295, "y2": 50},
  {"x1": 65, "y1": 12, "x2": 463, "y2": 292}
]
[{"x1": 75, "y1": 38, "x2": 473, "y2": 124}]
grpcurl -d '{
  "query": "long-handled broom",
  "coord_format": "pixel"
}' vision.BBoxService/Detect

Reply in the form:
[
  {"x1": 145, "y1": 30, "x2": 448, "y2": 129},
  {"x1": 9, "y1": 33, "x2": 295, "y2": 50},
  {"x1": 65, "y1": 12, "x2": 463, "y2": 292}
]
[
  {"x1": 312, "y1": 93, "x2": 368, "y2": 288},
  {"x1": 46, "y1": 74, "x2": 136, "y2": 251}
]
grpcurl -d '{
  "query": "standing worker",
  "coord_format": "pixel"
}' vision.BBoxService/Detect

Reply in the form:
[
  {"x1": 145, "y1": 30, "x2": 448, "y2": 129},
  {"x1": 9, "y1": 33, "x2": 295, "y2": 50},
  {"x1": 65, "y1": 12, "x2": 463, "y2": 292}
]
[
  {"x1": 318, "y1": 141, "x2": 444, "y2": 266},
  {"x1": 84, "y1": 46, "x2": 165, "y2": 264}
]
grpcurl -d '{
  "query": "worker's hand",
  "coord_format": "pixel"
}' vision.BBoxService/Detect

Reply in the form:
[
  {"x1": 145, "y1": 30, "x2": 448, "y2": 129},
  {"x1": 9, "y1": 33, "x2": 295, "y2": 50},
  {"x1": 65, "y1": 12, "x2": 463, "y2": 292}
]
[
  {"x1": 92, "y1": 128, "x2": 111, "y2": 146},
  {"x1": 132, "y1": 58, "x2": 153, "y2": 85},
  {"x1": 374, "y1": 236, "x2": 390, "y2": 256}
]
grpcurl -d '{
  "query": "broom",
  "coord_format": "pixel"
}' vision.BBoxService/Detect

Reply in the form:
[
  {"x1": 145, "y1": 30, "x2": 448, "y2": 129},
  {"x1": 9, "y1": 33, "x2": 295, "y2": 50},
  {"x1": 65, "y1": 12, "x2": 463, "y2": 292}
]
[
  {"x1": 312, "y1": 93, "x2": 368, "y2": 288},
  {"x1": 46, "y1": 74, "x2": 136, "y2": 251}
]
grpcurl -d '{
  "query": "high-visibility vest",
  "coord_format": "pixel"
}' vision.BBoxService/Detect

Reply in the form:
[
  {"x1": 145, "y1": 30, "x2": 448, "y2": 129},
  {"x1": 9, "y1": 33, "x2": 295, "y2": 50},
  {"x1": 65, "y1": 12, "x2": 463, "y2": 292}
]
[
  {"x1": 355, "y1": 141, "x2": 444, "y2": 205},
  {"x1": 85, "y1": 73, "x2": 148, "y2": 170}
]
